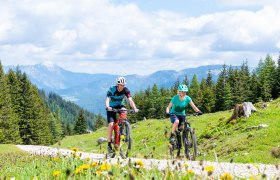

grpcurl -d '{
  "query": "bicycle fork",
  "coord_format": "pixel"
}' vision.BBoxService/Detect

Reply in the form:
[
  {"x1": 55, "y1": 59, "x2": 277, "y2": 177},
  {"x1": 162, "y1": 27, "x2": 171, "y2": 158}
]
[{"x1": 175, "y1": 131, "x2": 182, "y2": 149}]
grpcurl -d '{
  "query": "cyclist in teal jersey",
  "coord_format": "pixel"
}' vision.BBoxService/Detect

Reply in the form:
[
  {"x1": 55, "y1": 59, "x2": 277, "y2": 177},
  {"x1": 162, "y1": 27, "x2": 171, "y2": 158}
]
[
  {"x1": 165, "y1": 84, "x2": 202, "y2": 144},
  {"x1": 105, "y1": 76, "x2": 139, "y2": 153}
]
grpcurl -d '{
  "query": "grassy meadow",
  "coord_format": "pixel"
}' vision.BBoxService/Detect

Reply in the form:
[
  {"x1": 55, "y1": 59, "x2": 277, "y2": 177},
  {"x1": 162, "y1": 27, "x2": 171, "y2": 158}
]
[
  {"x1": 0, "y1": 98, "x2": 279, "y2": 179},
  {"x1": 53, "y1": 98, "x2": 280, "y2": 164}
]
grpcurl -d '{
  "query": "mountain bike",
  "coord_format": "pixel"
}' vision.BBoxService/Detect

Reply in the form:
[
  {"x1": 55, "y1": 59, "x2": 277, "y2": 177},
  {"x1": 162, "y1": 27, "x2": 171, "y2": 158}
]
[
  {"x1": 107, "y1": 107, "x2": 136, "y2": 159},
  {"x1": 168, "y1": 113, "x2": 201, "y2": 160}
]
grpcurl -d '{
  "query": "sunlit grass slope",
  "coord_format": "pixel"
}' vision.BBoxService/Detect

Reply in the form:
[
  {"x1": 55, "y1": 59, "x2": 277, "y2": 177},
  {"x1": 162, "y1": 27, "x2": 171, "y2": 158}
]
[{"x1": 53, "y1": 98, "x2": 280, "y2": 164}]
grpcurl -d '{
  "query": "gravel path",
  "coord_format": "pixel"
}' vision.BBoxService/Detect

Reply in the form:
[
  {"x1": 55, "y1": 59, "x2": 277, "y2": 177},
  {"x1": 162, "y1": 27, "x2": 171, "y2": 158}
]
[{"x1": 17, "y1": 145, "x2": 280, "y2": 179}]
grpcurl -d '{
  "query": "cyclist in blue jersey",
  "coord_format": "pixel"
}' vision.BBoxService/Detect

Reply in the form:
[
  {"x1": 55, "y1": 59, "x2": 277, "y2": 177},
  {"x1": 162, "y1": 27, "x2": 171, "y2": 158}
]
[
  {"x1": 165, "y1": 84, "x2": 202, "y2": 145},
  {"x1": 105, "y1": 76, "x2": 139, "y2": 153}
]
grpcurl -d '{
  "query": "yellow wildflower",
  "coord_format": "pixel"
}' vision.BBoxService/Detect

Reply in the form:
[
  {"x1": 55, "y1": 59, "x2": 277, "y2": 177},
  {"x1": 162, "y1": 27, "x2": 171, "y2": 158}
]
[
  {"x1": 71, "y1": 147, "x2": 79, "y2": 152},
  {"x1": 187, "y1": 169, "x2": 194, "y2": 174},
  {"x1": 205, "y1": 165, "x2": 214, "y2": 172},
  {"x1": 121, "y1": 135, "x2": 125, "y2": 140},
  {"x1": 52, "y1": 170, "x2": 61, "y2": 177},
  {"x1": 220, "y1": 172, "x2": 233, "y2": 180},
  {"x1": 75, "y1": 167, "x2": 82, "y2": 174},
  {"x1": 52, "y1": 157, "x2": 59, "y2": 162},
  {"x1": 135, "y1": 160, "x2": 144, "y2": 168},
  {"x1": 100, "y1": 163, "x2": 111, "y2": 171},
  {"x1": 91, "y1": 161, "x2": 98, "y2": 167},
  {"x1": 96, "y1": 170, "x2": 102, "y2": 176},
  {"x1": 80, "y1": 164, "x2": 91, "y2": 170}
]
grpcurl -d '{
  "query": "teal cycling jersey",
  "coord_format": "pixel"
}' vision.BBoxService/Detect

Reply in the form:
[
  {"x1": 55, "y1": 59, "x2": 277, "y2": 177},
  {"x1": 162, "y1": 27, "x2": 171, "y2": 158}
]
[
  {"x1": 107, "y1": 86, "x2": 131, "y2": 107},
  {"x1": 170, "y1": 95, "x2": 192, "y2": 115}
]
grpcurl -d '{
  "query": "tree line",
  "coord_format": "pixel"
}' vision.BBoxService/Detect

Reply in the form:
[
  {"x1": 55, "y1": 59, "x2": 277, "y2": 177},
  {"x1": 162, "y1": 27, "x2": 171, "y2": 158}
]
[
  {"x1": 1, "y1": 54, "x2": 279, "y2": 142},
  {"x1": 0, "y1": 62, "x2": 106, "y2": 145},
  {"x1": 129, "y1": 54, "x2": 279, "y2": 122}
]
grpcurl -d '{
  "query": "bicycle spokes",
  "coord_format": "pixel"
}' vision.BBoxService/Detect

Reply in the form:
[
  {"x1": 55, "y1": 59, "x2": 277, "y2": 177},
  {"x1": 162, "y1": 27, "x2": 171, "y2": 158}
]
[
  {"x1": 183, "y1": 128, "x2": 197, "y2": 160},
  {"x1": 119, "y1": 122, "x2": 132, "y2": 159},
  {"x1": 169, "y1": 131, "x2": 182, "y2": 159}
]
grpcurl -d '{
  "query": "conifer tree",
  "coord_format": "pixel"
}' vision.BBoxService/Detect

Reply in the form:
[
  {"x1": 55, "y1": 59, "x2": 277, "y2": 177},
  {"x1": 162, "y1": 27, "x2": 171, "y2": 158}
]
[
  {"x1": 95, "y1": 112, "x2": 105, "y2": 129},
  {"x1": 74, "y1": 110, "x2": 87, "y2": 134},
  {"x1": 150, "y1": 84, "x2": 163, "y2": 118},
  {"x1": 256, "y1": 55, "x2": 276, "y2": 101},
  {"x1": 66, "y1": 123, "x2": 73, "y2": 135},
  {"x1": 273, "y1": 53, "x2": 280, "y2": 98},
  {"x1": 200, "y1": 77, "x2": 216, "y2": 113},
  {"x1": 223, "y1": 82, "x2": 233, "y2": 110},
  {"x1": 160, "y1": 87, "x2": 173, "y2": 108},
  {"x1": 131, "y1": 90, "x2": 145, "y2": 122},
  {"x1": 206, "y1": 70, "x2": 215, "y2": 88},
  {"x1": 229, "y1": 68, "x2": 244, "y2": 104},
  {"x1": 7, "y1": 69, "x2": 23, "y2": 117},
  {"x1": 182, "y1": 75, "x2": 189, "y2": 86},
  {"x1": 239, "y1": 61, "x2": 251, "y2": 101},
  {"x1": 17, "y1": 73, "x2": 52, "y2": 144},
  {"x1": 215, "y1": 64, "x2": 228, "y2": 111},
  {"x1": 172, "y1": 79, "x2": 180, "y2": 94},
  {"x1": 189, "y1": 74, "x2": 200, "y2": 105},
  {"x1": 249, "y1": 72, "x2": 261, "y2": 102},
  {"x1": 0, "y1": 62, "x2": 21, "y2": 143},
  {"x1": 50, "y1": 108, "x2": 63, "y2": 143}
]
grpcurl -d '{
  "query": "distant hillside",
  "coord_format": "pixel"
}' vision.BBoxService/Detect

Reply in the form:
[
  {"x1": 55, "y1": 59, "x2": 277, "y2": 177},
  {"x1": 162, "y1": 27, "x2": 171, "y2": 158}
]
[
  {"x1": 53, "y1": 98, "x2": 280, "y2": 164},
  {"x1": 4, "y1": 63, "x2": 236, "y2": 114},
  {"x1": 39, "y1": 90, "x2": 102, "y2": 132}
]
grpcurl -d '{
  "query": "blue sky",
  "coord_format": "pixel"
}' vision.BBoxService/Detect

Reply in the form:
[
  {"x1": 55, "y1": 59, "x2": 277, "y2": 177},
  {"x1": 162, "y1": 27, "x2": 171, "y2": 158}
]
[{"x1": 0, "y1": 0, "x2": 279, "y2": 75}]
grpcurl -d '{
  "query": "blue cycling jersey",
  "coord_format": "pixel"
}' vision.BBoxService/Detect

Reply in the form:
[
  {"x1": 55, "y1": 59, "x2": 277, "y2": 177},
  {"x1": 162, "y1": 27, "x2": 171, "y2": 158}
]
[
  {"x1": 107, "y1": 86, "x2": 131, "y2": 107},
  {"x1": 170, "y1": 95, "x2": 192, "y2": 115}
]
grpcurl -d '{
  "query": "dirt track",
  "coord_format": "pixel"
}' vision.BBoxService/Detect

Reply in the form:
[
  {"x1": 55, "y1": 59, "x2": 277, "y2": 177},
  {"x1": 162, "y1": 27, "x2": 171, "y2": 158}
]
[{"x1": 17, "y1": 145, "x2": 280, "y2": 179}]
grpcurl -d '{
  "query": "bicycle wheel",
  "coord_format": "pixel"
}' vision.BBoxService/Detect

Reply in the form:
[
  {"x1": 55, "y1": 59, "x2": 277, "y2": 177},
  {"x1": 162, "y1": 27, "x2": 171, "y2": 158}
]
[
  {"x1": 169, "y1": 131, "x2": 181, "y2": 159},
  {"x1": 183, "y1": 126, "x2": 197, "y2": 160},
  {"x1": 120, "y1": 121, "x2": 132, "y2": 159}
]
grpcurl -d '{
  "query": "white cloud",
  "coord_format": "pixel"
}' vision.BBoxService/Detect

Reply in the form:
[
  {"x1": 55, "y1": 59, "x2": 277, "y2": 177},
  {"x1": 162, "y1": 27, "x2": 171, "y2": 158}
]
[
  {"x1": 216, "y1": 0, "x2": 280, "y2": 8},
  {"x1": 0, "y1": 0, "x2": 279, "y2": 75}
]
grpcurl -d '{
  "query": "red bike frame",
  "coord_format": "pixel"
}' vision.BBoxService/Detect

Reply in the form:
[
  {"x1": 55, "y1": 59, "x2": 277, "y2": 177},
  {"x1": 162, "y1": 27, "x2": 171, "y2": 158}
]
[{"x1": 113, "y1": 110, "x2": 127, "y2": 147}]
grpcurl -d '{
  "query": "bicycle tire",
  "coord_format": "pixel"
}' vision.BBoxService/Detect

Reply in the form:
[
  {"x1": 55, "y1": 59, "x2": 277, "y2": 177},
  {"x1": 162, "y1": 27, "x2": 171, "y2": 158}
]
[
  {"x1": 183, "y1": 126, "x2": 197, "y2": 160},
  {"x1": 169, "y1": 138, "x2": 177, "y2": 159},
  {"x1": 169, "y1": 130, "x2": 182, "y2": 159},
  {"x1": 120, "y1": 121, "x2": 132, "y2": 159}
]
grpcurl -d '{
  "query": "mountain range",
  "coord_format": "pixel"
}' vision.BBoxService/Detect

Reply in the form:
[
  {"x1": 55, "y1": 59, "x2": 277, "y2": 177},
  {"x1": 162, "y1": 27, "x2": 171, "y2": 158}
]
[{"x1": 4, "y1": 62, "x2": 225, "y2": 114}]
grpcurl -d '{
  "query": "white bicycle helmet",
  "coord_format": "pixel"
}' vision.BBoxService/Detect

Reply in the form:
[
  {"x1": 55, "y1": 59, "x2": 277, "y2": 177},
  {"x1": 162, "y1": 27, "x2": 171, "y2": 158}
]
[{"x1": 116, "y1": 76, "x2": 126, "y2": 85}]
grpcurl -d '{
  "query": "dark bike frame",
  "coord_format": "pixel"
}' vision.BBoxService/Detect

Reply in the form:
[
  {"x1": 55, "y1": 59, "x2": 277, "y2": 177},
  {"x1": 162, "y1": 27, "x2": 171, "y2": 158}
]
[{"x1": 169, "y1": 114, "x2": 198, "y2": 160}]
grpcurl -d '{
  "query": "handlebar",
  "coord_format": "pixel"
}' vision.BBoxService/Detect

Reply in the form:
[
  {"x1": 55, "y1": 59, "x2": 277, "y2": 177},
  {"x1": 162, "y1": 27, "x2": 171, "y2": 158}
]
[
  {"x1": 165, "y1": 111, "x2": 203, "y2": 118},
  {"x1": 191, "y1": 112, "x2": 203, "y2": 116},
  {"x1": 106, "y1": 107, "x2": 138, "y2": 113}
]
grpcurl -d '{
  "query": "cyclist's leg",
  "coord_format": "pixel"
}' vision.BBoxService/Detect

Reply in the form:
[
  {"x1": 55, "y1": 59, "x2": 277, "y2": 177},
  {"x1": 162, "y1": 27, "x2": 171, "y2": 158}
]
[
  {"x1": 176, "y1": 116, "x2": 186, "y2": 149},
  {"x1": 170, "y1": 116, "x2": 179, "y2": 144},
  {"x1": 107, "y1": 111, "x2": 116, "y2": 153},
  {"x1": 170, "y1": 116, "x2": 179, "y2": 134}
]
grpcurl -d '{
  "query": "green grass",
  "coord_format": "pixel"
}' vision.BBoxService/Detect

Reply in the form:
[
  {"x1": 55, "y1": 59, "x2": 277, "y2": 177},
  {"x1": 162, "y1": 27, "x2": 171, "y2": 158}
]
[
  {"x1": 53, "y1": 98, "x2": 280, "y2": 164},
  {"x1": 0, "y1": 144, "x2": 50, "y2": 179},
  {"x1": 1, "y1": 98, "x2": 279, "y2": 178},
  {"x1": 0, "y1": 144, "x2": 207, "y2": 179}
]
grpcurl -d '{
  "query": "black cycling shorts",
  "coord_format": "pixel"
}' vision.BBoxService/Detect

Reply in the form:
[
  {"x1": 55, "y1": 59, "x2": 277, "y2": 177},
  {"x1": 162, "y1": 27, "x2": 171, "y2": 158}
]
[{"x1": 106, "y1": 105, "x2": 125, "y2": 124}]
